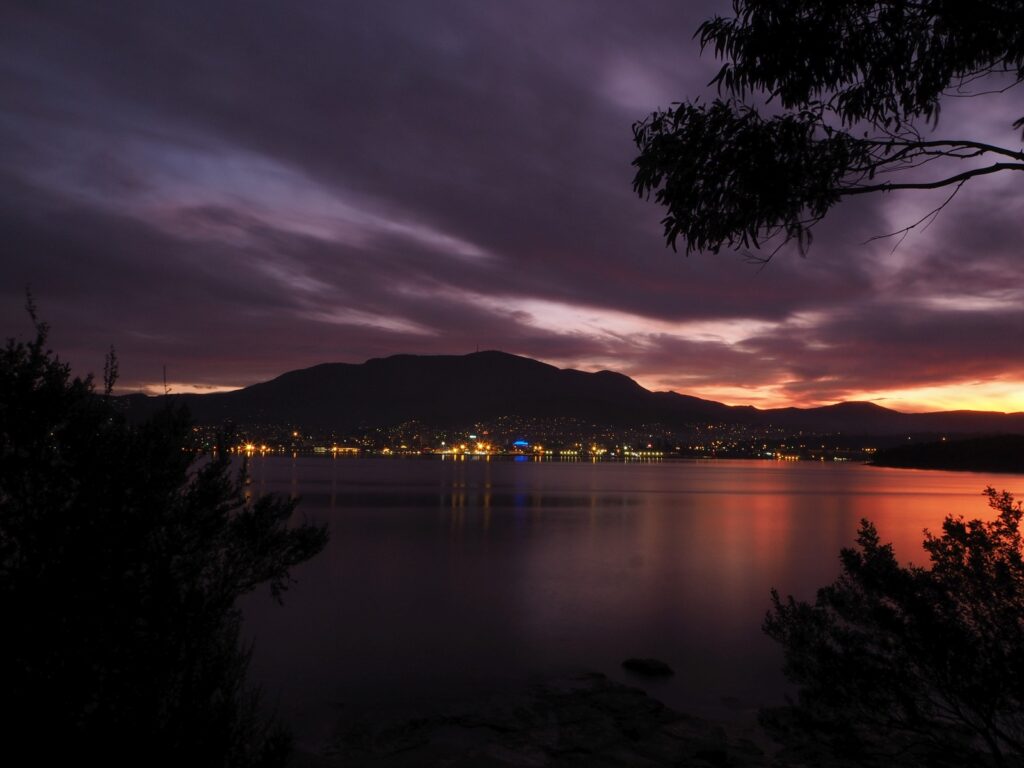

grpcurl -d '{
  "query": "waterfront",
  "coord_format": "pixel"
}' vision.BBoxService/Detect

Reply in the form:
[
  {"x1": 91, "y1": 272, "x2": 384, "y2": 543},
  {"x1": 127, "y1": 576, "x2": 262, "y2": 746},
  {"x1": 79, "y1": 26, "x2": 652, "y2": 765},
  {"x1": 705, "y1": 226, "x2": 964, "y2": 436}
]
[{"x1": 240, "y1": 457, "x2": 1023, "y2": 749}]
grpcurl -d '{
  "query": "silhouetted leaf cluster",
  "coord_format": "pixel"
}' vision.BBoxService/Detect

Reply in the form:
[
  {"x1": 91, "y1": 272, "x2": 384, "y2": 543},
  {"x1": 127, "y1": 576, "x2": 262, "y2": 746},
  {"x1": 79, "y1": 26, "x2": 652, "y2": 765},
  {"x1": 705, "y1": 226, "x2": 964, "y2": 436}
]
[
  {"x1": 700, "y1": 1, "x2": 1024, "y2": 128},
  {"x1": 632, "y1": 101, "x2": 869, "y2": 254},
  {"x1": 634, "y1": 0, "x2": 1024, "y2": 255},
  {"x1": 764, "y1": 488, "x2": 1024, "y2": 767},
  {"x1": 0, "y1": 313, "x2": 328, "y2": 767}
]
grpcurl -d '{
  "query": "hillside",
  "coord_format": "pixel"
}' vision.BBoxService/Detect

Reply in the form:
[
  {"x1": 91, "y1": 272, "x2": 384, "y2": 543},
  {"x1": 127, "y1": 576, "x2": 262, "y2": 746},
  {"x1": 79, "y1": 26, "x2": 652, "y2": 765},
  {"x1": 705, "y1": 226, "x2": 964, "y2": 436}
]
[{"x1": 123, "y1": 351, "x2": 1024, "y2": 436}]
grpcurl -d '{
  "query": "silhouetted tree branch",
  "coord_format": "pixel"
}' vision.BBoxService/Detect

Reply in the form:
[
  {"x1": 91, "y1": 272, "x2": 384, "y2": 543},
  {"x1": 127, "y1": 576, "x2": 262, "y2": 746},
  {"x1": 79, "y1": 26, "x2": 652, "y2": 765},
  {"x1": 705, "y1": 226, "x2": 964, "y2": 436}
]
[{"x1": 634, "y1": 0, "x2": 1024, "y2": 255}]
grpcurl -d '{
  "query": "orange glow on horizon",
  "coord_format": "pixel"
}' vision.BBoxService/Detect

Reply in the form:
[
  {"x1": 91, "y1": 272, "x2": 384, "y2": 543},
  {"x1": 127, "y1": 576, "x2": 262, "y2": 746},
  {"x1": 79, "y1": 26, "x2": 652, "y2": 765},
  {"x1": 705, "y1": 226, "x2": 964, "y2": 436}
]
[
  {"x1": 133, "y1": 371, "x2": 1023, "y2": 415},
  {"x1": 659, "y1": 379, "x2": 1024, "y2": 414},
  {"x1": 134, "y1": 381, "x2": 243, "y2": 396},
  {"x1": 834, "y1": 380, "x2": 1024, "y2": 414}
]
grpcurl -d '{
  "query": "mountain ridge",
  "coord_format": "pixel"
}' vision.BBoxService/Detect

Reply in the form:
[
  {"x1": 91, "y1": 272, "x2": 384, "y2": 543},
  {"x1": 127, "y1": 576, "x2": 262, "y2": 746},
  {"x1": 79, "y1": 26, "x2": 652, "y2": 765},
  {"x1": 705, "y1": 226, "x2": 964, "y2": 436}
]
[{"x1": 123, "y1": 350, "x2": 1024, "y2": 436}]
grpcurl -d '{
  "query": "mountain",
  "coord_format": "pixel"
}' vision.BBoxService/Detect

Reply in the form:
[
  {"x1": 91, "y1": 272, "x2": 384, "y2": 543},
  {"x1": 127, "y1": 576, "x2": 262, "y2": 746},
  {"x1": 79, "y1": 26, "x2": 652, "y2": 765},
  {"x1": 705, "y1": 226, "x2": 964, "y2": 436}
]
[
  {"x1": 762, "y1": 400, "x2": 1024, "y2": 435},
  {"x1": 123, "y1": 351, "x2": 1024, "y2": 436}
]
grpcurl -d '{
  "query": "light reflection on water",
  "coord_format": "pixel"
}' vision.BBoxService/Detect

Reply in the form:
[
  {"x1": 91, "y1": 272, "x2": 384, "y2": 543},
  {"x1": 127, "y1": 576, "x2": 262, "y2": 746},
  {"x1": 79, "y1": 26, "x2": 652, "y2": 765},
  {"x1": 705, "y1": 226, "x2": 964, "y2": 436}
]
[{"x1": 240, "y1": 457, "x2": 1022, "y2": 743}]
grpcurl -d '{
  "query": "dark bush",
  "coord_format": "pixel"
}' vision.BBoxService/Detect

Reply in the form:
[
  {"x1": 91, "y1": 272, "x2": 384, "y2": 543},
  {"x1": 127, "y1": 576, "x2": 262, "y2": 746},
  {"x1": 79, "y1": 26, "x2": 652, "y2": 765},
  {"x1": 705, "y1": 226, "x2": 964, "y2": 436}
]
[
  {"x1": 764, "y1": 488, "x2": 1024, "y2": 767},
  {"x1": 0, "y1": 309, "x2": 327, "y2": 767}
]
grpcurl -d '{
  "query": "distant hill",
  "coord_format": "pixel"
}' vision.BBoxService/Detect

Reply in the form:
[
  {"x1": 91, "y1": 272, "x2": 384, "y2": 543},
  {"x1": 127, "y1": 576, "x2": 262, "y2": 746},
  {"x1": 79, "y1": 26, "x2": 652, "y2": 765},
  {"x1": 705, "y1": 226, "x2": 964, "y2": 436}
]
[
  {"x1": 759, "y1": 400, "x2": 1024, "y2": 436},
  {"x1": 871, "y1": 435, "x2": 1024, "y2": 473},
  {"x1": 122, "y1": 351, "x2": 1024, "y2": 436}
]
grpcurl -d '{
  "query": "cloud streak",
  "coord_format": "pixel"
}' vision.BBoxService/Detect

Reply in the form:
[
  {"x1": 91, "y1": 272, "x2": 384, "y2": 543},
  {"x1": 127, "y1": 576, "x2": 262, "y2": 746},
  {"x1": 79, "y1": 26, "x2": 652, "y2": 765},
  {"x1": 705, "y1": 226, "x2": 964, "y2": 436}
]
[{"x1": 2, "y1": 0, "x2": 1021, "y2": 411}]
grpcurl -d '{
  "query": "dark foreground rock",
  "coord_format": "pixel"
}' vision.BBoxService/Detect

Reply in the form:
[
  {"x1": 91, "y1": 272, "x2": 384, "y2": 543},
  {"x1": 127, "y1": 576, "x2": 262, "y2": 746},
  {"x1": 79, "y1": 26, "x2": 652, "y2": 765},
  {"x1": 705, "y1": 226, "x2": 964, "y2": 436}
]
[
  {"x1": 292, "y1": 673, "x2": 770, "y2": 767},
  {"x1": 621, "y1": 657, "x2": 675, "y2": 677}
]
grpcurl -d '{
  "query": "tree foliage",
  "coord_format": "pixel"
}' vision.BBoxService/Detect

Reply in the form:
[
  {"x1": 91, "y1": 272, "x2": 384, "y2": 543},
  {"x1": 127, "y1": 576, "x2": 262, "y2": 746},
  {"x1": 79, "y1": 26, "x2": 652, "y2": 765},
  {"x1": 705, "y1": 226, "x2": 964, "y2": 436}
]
[
  {"x1": 633, "y1": 0, "x2": 1024, "y2": 255},
  {"x1": 764, "y1": 488, "x2": 1024, "y2": 767},
  {"x1": 0, "y1": 308, "x2": 328, "y2": 767}
]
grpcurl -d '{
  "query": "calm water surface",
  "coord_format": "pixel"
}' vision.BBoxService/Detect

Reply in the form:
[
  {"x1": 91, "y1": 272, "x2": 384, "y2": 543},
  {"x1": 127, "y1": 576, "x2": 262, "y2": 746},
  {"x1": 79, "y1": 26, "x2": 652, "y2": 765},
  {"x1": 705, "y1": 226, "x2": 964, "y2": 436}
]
[{"x1": 240, "y1": 457, "x2": 1022, "y2": 744}]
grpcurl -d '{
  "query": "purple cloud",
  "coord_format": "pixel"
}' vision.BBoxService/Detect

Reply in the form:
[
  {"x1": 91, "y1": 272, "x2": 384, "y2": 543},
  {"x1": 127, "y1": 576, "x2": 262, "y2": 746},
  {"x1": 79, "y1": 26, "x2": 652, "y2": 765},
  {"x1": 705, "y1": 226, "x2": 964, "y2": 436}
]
[{"x1": 2, "y1": 0, "x2": 1021, "y2": 411}]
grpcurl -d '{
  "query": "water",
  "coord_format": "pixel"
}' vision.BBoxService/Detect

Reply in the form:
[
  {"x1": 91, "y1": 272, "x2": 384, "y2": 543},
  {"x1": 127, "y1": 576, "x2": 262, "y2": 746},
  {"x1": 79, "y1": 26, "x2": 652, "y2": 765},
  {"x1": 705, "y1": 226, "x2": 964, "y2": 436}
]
[{"x1": 240, "y1": 456, "x2": 1022, "y2": 746}]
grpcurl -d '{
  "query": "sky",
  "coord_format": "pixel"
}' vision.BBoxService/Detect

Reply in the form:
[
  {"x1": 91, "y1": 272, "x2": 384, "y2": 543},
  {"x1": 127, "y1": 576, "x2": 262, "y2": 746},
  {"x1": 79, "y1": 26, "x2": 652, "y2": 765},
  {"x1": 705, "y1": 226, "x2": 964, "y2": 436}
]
[{"x1": 2, "y1": 0, "x2": 1023, "y2": 412}]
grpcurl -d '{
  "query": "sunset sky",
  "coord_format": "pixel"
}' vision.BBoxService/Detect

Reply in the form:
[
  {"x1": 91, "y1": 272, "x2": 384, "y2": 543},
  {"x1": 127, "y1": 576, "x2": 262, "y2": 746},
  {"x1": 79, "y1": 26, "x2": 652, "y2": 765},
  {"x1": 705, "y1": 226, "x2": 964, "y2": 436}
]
[{"x1": 3, "y1": 1, "x2": 1023, "y2": 412}]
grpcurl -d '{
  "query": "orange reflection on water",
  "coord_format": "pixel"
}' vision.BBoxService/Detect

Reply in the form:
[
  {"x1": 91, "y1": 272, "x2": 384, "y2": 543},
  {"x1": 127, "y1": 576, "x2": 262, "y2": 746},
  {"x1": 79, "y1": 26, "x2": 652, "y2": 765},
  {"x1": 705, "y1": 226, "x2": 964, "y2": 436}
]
[{"x1": 241, "y1": 456, "x2": 1023, "y2": 733}]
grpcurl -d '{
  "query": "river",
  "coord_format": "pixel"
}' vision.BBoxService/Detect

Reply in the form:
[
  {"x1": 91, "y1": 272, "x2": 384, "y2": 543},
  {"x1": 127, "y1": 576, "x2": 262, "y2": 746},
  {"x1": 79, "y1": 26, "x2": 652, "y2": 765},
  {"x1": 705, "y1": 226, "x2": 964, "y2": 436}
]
[{"x1": 240, "y1": 456, "x2": 1022, "y2": 747}]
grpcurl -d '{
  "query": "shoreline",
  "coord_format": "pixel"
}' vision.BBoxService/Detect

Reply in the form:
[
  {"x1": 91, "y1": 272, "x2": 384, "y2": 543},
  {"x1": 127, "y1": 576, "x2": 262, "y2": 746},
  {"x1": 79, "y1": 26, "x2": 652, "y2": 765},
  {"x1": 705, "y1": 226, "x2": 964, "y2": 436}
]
[{"x1": 291, "y1": 671, "x2": 777, "y2": 767}]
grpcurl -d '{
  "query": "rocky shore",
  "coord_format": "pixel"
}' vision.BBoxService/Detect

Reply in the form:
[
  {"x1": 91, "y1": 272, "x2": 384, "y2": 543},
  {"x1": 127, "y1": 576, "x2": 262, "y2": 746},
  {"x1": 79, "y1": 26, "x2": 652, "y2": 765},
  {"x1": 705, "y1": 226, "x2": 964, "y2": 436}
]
[{"x1": 292, "y1": 672, "x2": 775, "y2": 767}]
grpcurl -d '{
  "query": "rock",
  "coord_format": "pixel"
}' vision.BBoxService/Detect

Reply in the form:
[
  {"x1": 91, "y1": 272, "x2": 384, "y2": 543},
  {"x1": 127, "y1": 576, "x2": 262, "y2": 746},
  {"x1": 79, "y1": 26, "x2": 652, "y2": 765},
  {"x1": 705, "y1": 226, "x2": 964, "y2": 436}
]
[
  {"x1": 621, "y1": 658, "x2": 674, "y2": 677},
  {"x1": 313, "y1": 672, "x2": 771, "y2": 766}
]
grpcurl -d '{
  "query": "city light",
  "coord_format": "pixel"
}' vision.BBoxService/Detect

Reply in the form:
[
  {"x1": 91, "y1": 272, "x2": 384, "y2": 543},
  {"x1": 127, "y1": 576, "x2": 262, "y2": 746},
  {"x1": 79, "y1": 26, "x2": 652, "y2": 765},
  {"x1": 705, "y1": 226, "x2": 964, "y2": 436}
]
[{"x1": 195, "y1": 417, "x2": 878, "y2": 464}]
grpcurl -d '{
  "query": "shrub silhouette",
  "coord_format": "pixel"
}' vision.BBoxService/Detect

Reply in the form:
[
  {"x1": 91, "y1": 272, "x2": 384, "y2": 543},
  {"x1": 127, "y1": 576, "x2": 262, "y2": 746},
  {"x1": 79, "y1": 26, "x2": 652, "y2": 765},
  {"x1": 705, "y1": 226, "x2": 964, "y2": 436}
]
[
  {"x1": 764, "y1": 488, "x2": 1024, "y2": 767},
  {"x1": 0, "y1": 309, "x2": 328, "y2": 767}
]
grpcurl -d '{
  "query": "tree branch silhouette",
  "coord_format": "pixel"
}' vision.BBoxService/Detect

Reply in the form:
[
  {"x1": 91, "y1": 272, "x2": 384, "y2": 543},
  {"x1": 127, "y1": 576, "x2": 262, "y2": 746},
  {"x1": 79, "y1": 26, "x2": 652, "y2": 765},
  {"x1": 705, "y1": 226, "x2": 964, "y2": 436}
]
[{"x1": 634, "y1": 0, "x2": 1024, "y2": 255}]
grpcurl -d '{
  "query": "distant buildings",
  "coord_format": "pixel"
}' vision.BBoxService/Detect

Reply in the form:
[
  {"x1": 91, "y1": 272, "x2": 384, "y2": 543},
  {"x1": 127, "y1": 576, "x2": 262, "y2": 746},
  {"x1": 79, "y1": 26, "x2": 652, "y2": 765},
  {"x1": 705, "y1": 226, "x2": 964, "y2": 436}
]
[{"x1": 193, "y1": 415, "x2": 878, "y2": 463}]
